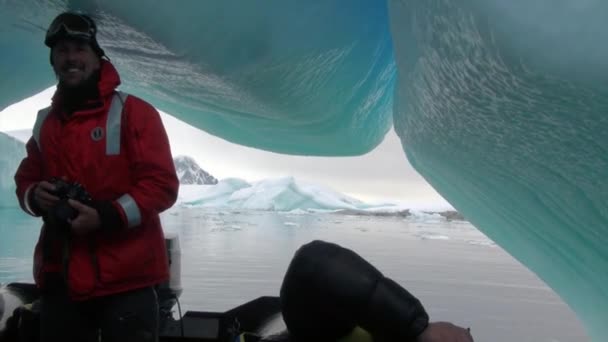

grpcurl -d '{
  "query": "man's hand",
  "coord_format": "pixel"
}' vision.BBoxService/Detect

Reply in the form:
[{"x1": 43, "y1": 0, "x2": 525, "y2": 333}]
[
  {"x1": 68, "y1": 199, "x2": 101, "y2": 235},
  {"x1": 416, "y1": 322, "x2": 474, "y2": 342},
  {"x1": 33, "y1": 181, "x2": 59, "y2": 213}
]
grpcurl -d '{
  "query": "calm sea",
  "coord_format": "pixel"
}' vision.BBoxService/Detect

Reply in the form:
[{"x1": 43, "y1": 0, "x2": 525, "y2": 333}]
[{"x1": 0, "y1": 207, "x2": 588, "y2": 342}]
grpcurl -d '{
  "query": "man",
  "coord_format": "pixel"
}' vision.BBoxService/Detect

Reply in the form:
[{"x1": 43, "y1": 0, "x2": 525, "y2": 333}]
[
  {"x1": 280, "y1": 240, "x2": 475, "y2": 342},
  {"x1": 13, "y1": 11, "x2": 179, "y2": 342}
]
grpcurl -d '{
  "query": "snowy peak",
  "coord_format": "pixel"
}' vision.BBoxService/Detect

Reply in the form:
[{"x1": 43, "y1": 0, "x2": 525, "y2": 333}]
[{"x1": 173, "y1": 155, "x2": 218, "y2": 185}]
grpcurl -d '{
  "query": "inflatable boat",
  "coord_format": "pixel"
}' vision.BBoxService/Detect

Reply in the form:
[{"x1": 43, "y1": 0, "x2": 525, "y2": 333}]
[{"x1": 0, "y1": 234, "x2": 286, "y2": 341}]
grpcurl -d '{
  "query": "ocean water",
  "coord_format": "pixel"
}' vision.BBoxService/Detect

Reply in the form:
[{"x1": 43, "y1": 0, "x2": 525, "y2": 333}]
[{"x1": 0, "y1": 207, "x2": 588, "y2": 342}]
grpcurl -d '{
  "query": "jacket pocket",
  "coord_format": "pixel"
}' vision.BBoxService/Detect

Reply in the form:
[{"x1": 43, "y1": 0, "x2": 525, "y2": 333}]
[
  {"x1": 96, "y1": 231, "x2": 157, "y2": 285},
  {"x1": 66, "y1": 237, "x2": 97, "y2": 297}
]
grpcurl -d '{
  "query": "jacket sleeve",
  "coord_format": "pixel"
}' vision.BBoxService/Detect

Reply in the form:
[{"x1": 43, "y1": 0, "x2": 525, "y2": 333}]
[
  {"x1": 107, "y1": 96, "x2": 179, "y2": 230},
  {"x1": 14, "y1": 137, "x2": 44, "y2": 217}
]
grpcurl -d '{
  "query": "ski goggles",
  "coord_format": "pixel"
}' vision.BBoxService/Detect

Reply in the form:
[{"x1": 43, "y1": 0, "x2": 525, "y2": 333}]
[{"x1": 45, "y1": 12, "x2": 97, "y2": 47}]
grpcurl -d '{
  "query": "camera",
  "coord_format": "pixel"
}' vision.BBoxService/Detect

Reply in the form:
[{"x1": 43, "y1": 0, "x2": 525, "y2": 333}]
[{"x1": 48, "y1": 178, "x2": 93, "y2": 224}]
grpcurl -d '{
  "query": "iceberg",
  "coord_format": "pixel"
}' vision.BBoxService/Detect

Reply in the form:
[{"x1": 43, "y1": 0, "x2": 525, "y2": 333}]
[
  {"x1": 178, "y1": 178, "x2": 252, "y2": 207},
  {"x1": 179, "y1": 177, "x2": 372, "y2": 212},
  {"x1": 0, "y1": 1, "x2": 607, "y2": 339},
  {"x1": 0, "y1": 0, "x2": 395, "y2": 155},
  {"x1": 389, "y1": 2, "x2": 608, "y2": 339},
  {"x1": 0, "y1": 132, "x2": 25, "y2": 208}
]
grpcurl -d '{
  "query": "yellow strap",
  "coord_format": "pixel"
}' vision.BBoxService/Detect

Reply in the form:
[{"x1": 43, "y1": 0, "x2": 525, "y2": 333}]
[{"x1": 337, "y1": 326, "x2": 374, "y2": 342}]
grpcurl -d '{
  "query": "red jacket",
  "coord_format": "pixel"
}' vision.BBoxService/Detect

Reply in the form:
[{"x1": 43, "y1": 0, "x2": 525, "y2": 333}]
[{"x1": 14, "y1": 60, "x2": 179, "y2": 300}]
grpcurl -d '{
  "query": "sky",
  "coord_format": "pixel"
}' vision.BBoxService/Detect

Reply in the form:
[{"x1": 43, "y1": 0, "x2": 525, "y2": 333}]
[{"x1": 0, "y1": 86, "x2": 452, "y2": 210}]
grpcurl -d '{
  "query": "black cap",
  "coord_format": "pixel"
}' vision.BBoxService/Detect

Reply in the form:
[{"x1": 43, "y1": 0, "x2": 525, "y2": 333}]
[{"x1": 45, "y1": 11, "x2": 105, "y2": 58}]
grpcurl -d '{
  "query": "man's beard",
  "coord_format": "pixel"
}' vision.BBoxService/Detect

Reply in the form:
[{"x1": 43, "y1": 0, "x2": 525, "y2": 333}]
[
  {"x1": 57, "y1": 68, "x2": 101, "y2": 104},
  {"x1": 57, "y1": 68, "x2": 100, "y2": 91}
]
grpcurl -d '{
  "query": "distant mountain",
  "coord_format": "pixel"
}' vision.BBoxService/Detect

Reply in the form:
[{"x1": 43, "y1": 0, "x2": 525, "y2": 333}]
[{"x1": 173, "y1": 155, "x2": 218, "y2": 185}]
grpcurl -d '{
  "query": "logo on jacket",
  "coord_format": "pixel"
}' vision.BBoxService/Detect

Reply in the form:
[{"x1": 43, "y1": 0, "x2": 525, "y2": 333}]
[{"x1": 91, "y1": 127, "x2": 104, "y2": 141}]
